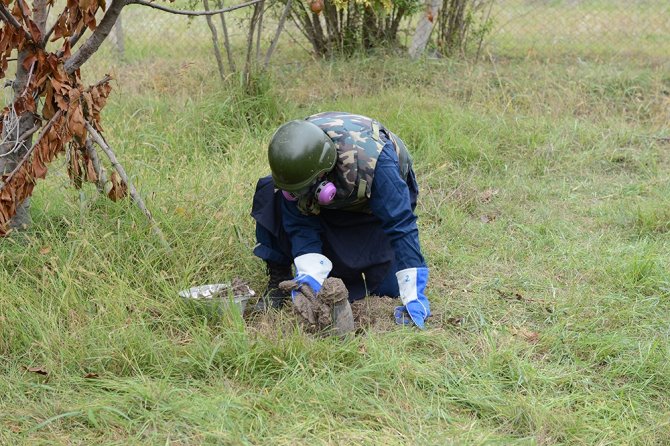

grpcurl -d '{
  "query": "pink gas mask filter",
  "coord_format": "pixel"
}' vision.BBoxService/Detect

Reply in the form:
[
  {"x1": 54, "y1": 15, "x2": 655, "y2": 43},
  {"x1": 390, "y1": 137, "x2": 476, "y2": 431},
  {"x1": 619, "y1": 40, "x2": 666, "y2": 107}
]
[{"x1": 282, "y1": 180, "x2": 336, "y2": 205}]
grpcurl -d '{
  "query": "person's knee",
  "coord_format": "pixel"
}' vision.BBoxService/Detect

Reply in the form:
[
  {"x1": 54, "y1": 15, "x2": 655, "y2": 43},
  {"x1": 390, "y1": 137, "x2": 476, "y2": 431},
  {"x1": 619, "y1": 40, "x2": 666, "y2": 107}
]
[
  {"x1": 253, "y1": 243, "x2": 292, "y2": 265},
  {"x1": 370, "y1": 268, "x2": 400, "y2": 298}
]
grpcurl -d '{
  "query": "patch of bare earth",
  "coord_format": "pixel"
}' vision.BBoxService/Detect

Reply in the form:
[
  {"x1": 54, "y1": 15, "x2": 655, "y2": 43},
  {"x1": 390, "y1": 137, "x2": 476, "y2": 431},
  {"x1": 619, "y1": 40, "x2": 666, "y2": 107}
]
[
  {"x1": 350, "y1": 296, "x2": 399, "y2": 333},
  {"x1": 245, "y1": 295, "x2": 401, "y2": 337}
]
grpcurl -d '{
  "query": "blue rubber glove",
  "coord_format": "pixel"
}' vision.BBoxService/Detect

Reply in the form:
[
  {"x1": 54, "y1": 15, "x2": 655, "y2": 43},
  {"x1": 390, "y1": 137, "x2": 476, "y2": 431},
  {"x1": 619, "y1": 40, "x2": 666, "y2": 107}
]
[
  {"x1": 394, "y1": 267, "x2": 431, "y2": 329},
  {"x1": 292, "y1": 253, "x2": 332, "y2": 300}
]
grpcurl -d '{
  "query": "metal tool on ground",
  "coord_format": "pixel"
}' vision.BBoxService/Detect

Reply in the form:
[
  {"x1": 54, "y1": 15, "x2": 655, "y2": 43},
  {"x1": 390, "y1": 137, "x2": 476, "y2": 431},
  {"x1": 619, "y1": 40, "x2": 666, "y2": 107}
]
[{"x1": 178, "y1": 279, "x2": 255, "y2": 315}]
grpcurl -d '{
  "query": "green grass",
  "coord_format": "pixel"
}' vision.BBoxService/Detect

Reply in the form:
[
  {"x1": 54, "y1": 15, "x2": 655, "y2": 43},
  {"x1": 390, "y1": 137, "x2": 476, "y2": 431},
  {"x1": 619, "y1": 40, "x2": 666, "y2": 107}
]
[{"x1": 2, "y1": 33, "x2": 670, "y2": 446}]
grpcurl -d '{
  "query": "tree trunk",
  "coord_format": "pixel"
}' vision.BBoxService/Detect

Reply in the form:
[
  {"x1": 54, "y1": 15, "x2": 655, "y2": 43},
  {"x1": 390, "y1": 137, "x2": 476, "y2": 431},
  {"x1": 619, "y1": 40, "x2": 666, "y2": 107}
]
[
  {"x1": 263, "y1": 0, "x2": 292, "y2": 69},
  {"x1": 293, "y1": 4, "x2": 325, "y2": 57},
  {"x1": 310, "y1": 10, "x2": 326, "y2": 55},
  {"x1": 112, "y1": 11, "x2": 125, "y2": 57},
  {"x1": 389, "y1": 6, "x2": 406, "y2": 43},
  {"x1": 323, "y1": 0, "x2": 340, "y2": 53},
  {"x1": 408, "y1": 0, "x2": 442, "y2": 58},
  {"x1": 203, "y1": 0, "x2": 226, "y2": 79},
  {"x1": 361, "y1": 5, "x2": 375, "y2": 50},
  {"x1": 255, "y1": 0, "x2": 265, "y2": 61},
  {"x1": 215, "y1": 0, "x2": 237, "y2": 72},
  {"x1": 440, "y1": 0, "x2": 468, "y2": 55},
  {"x1": 243, "y1": 2, "x2": 261, "y2": 88}
]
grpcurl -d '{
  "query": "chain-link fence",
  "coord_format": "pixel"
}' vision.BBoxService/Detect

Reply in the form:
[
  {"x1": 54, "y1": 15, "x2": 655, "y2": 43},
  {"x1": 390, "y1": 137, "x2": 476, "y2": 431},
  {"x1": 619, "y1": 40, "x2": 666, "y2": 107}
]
[
  {"x1": 90, "y1": 0, "x2": 669, "y2": 69},
  {"x1": 488, "y1": 0, "x2": 669, "y2": 59}
]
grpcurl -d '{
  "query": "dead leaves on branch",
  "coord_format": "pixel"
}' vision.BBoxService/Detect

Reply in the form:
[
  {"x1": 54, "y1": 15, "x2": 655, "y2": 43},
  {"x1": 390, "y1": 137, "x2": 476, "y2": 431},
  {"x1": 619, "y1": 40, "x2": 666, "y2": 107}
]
[
  {"x1": 0, "y1": 79, "x2": 114, "y2": 235},
  {"x1": 51, "y1": 0, "x2": 106, "y2": 42},
  {"x1": 0, "y1": 0, "x2": 115, "y2": 235},
  {"x1": 107, "y1": 170, "x2": 127, "y2": 202}
]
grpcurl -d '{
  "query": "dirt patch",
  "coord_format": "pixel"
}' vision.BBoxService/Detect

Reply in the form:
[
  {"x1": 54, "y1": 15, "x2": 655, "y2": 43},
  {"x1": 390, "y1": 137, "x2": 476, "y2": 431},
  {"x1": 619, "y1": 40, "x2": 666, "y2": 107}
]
[
  {"x1": 244, "y1": 294, "x2": 401, "y2": 337},
  {"x1": 350, "y1": 296, "x2": 399, "y2": 333}
]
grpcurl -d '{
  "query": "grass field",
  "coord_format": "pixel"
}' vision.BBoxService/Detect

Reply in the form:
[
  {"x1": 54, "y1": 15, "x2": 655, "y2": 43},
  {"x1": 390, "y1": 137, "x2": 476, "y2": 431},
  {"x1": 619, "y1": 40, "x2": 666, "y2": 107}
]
[{"x1": 2, "y1": 7, "x2": 670, "y2": 444}]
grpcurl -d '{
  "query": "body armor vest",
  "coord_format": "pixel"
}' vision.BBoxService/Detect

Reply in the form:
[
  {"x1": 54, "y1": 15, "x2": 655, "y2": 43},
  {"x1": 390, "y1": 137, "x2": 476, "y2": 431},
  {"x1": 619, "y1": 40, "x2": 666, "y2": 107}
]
[{"x1": 300, "y1": 111, "x2": 412, "y2": 214}]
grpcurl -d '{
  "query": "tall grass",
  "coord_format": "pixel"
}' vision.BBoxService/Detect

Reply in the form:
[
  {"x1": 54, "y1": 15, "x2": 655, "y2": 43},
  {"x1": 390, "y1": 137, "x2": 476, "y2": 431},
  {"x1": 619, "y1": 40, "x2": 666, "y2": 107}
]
[{"x1": 1, "y1": 43, "x2": 670, "y2": 445}]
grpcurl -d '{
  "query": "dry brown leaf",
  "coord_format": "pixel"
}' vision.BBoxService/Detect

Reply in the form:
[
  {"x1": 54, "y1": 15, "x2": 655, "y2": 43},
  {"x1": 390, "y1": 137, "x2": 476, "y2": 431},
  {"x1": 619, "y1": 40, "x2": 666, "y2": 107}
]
[
  {"x1": 497, "y1": 290, "x2": 525, "y2": 301},
  {"x1": 67, "y1": 145, "x2": 83, "y2": 188},
  {"x1": 26, "y1": 19, "x2": 42, "y2": 42},
  {"x1": 12, "y1": 0, "x2": 31, "y2": 19},
  {"x1": 43, "y1": 82, "x2": 55, "y2": 119},
  {"x1": 0, "y1": 16, "x2": 113, "y2": 237},
  {"x1": 511, "y1": 327, "x2": 540, "y2": 344},
  {"x1": 21, "y1": 52, "x2": 37, "y2": 70},
  {"x1": 32, "y1": 151, "x2": 48, "y2": 179},
  {"x1": 85, "y1": 157, "x2": 97, "y2": 182},
  {"x1": 60, "y1": 38, "x2": 72, "y2": 58},
  {"x1": 54, "y1": 92, "x2": 68, "y2": 111},
  {"x1": 446, "y1": 316, "x2": 464, "y2": 326},
  {"x1": 25, "y1": 366, "x2": 48, "y2": 376},
  {"x1": 107, "y1": 171, "x2": 127, "y2": 202},
  {"x1": 51, "y1": 14, "x2": 68, "y2": 40},
  {"x1": 67, "y1": 104, "x2": 86, "y2": 141},
  {"x1": 480, "y1": 188, "x2": 499, "y2": 203}
]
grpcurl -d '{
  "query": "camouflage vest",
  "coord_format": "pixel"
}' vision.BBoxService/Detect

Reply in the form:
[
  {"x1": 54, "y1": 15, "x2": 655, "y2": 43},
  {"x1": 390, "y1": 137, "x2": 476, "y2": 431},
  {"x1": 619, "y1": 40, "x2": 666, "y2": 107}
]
[{"x1": 300, "y1": 111, "x2": 412, "y2": 214}]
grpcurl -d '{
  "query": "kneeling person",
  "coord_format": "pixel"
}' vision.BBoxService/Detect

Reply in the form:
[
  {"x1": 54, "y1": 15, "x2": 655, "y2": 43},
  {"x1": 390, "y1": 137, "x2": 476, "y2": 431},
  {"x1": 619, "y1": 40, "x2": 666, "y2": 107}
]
[{"x1": 251, "y1": 111, "x2": 431, "y2": 328}]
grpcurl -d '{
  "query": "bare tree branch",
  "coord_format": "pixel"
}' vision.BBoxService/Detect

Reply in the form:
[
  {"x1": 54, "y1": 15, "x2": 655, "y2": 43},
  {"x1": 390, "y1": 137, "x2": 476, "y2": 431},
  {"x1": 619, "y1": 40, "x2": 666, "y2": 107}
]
[
  {"x1": 86, "y1": 122, "x2": 171, "y2": 251},
  {"x1": 1, "y1": 75, "x2": 110, "y2": 191},
  {"x1": 41, "y1": 20, "x2": 57, "y2": 45},
  {"x1": 264, "y1": 0, "x2": 292, "y2": 69},
  {"x1": 85, "y1": 137, "x2": 107, "y2": 193},
  {"x1": 255, "y1": 0, "x2": 265, "y2": 61},
  {"x1": 215, "y1": 0, "x2": 236, "y2": 72},
  {"x1": 203, "y1": 0, "x2": 226, "y2": 80},
  {"x1": 0, "y1": 111, "x2": 61, "y2": 190},
  {"x1": 64, "y1": 0, "x2": 128, "y2": 74},
  {"x1": 53, "y1": 26, "x2": 89, "y2": 57},
  {"x1": 128, "y1": 0, "x2": 263, "y2": 16},
  {"x1": 33, "y1": 0, "x2": 49, "y2": 39},
  {"x1": 243, "y1": 1, "x2": 261, "y2": 87},
  {"x1": 70, "y1": 25, "x2": 90, "y2": 47}
]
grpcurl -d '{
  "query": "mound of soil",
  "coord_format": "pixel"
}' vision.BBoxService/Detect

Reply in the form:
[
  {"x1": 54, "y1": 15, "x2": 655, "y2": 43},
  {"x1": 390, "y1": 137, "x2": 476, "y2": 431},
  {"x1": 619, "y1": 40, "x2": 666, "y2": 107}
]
[{"x1": 244, "y1": 294, "x2": 401, "y2": 336}]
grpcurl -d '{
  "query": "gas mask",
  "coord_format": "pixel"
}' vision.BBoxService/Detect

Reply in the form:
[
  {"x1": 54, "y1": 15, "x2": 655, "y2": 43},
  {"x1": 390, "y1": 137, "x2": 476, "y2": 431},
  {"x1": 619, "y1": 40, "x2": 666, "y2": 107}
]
[{"x1": 282, "y1": 180, "x2": 336, "y2": 206}]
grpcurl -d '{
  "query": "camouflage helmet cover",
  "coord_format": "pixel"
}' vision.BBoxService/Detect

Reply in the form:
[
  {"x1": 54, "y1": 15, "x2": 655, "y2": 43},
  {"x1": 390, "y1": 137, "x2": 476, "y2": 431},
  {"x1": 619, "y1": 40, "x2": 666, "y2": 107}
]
[{"x1": 268, "y1": 120, "x2": 337, "y2": 192}]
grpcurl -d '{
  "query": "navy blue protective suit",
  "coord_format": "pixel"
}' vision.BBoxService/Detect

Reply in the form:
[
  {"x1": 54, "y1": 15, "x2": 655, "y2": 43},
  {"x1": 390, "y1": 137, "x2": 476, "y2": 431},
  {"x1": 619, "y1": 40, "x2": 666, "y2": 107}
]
[{"x1": 252, "y1": 140, "x2": 426, "y2": 301}]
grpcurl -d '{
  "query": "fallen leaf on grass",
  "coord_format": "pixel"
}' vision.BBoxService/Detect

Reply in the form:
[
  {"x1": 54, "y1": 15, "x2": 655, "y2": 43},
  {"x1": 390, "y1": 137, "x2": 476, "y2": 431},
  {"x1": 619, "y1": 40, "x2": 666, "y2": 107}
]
[
  {"x1": 496, "y1": 289, "x2": 546, "y2": 304},
  {"x1": 446, "y1": 317, "x2": 464, "y2": 326},
  {"x1": 24, "y1": 366, "x2": 48, "y2": 376},
  {"x1": 511, "y1": 327, "x2": 540, "y2": 344},
  {"x1": 497, "y1": 290, "x2": 525, "y2": 301},
  {"x1": 480, "y1": 188, "x2": 499, "y2": 203}
]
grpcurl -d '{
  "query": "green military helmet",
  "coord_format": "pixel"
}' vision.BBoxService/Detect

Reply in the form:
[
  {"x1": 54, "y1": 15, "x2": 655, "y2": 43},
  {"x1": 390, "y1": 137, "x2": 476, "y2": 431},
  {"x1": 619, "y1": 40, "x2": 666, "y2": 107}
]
[{"x1": 268, "y1": 120, "x2": 337, "y2": 192}]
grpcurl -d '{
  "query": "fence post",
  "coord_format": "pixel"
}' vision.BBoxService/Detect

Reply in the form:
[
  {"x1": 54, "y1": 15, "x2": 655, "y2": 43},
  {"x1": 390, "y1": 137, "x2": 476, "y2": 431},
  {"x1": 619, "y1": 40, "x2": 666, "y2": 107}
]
[{"x1": 112, "y1": 11, "x2": 125, "y2": 58}]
